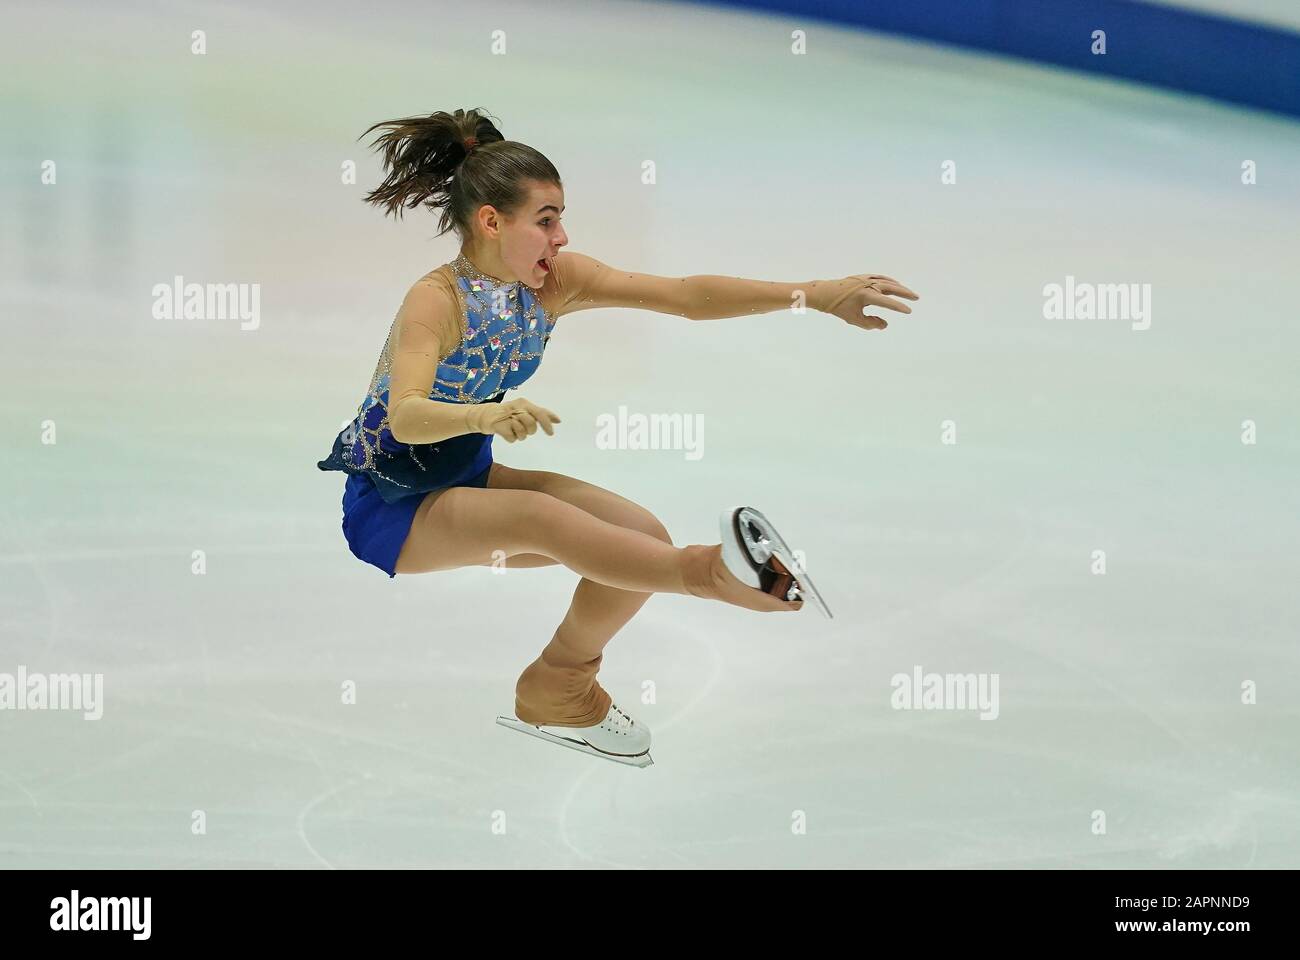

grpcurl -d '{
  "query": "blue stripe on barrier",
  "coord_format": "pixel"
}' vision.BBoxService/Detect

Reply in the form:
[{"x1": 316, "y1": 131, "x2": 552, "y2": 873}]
[{"x1": 683, "y1": 0, "x2": 1300, "y2": 120}]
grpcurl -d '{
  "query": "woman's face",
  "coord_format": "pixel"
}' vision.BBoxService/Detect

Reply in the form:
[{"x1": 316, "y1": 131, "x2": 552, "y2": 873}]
[{"x1": 499, "y1": 179, "x2": 568, "y2": 289}]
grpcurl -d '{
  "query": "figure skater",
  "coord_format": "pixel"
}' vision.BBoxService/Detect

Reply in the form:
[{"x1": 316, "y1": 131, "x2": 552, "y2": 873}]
[{"x1": 317, "y1": 108, "x2": 919, "y2": 766}]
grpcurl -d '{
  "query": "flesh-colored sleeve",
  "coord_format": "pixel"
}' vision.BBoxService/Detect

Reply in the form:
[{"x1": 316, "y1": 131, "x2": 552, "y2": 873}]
[
  {"x1": 547, "y1": 250, "x2": 854, "y2": 321},
  {"x1": 388, "y1": 276, "x2": 463, "y2": 421}
]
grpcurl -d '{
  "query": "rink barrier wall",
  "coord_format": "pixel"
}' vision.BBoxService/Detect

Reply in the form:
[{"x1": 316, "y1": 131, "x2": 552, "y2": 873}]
[{"x1": 685, "y1": 0, "x2": 1300, "y2": 120}]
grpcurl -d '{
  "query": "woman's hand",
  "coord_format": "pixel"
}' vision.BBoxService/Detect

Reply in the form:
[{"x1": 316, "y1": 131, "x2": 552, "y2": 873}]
[
  {"x1": 469, "y1": 397, "x2": 562, "y2": 443},
  {"x1": 818, "y1": 274, "x2": 919, "y2": 330}
]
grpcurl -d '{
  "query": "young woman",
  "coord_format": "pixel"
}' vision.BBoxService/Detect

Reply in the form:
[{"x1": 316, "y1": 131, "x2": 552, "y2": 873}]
[{"x1": 318, "y1": 108, "x2": 919, "y2": 766}]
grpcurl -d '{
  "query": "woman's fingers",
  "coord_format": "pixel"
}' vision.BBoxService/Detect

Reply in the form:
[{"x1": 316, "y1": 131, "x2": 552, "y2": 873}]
[
  {"x1": 494, "y1": 402, "x2": 562, "y2": 441},
  {"x1": 526, "y1": 403, "x2": 561, "y2": 436},
  {"x1": 878, "y1": 281, "x2": 919, "y2": 300},
  {"x1": 851, "y1": 274, "x2": 919, "y2": 299},
  {"x1": 864, "y1": 291, "x2": 912, "y2": 314},
  {"x1": 512, "y1": 410, "x2": 539, "y2": 436}
]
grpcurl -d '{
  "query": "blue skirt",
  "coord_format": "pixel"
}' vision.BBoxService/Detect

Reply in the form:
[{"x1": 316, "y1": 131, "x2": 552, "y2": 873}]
[{"x1": 341, "y1": 454, "x2": 493, "y2": 579}]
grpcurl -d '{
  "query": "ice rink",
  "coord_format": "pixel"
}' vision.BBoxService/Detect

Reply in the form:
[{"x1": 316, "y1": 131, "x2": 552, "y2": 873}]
[{"x1": 2, "y1": 0, "x2": 1298, "y2": 868}]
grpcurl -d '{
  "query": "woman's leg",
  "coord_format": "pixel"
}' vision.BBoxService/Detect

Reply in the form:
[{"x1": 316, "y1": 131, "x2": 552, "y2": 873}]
[
  {"x1": 396, "y1": 476, "x2": 676, "y2": 592},
  {"x1": 393, "y1": 463, "x2": 802, "y2": 724},
  {"x1": 481, "y1": 464, "x2": 672, "y2": 726}
]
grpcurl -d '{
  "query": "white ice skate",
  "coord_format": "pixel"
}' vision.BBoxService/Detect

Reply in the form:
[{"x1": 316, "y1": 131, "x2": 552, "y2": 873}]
[
  {"x1": 720, "y1": 505, "x2": 833, "y2": 619},
  {"x1": 495, "y1": 701, "x2": 653, "y2": 768}
]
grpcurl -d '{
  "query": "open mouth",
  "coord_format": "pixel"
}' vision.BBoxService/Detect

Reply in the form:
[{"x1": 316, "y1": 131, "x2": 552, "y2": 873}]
[{"x1": 536, "y1": 257, "x2": 550, "y2": 273}]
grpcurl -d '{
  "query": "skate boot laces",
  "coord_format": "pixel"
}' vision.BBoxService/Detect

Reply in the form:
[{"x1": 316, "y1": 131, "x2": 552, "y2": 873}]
[{"x1": 600, "y1": 703, "x2": 637, "y2": 737}]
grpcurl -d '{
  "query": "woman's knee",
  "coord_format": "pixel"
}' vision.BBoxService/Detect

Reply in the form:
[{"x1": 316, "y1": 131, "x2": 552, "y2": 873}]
[
  {"x1": 490, "y1": 463, "x2": 672, "y2": 543},
  {"x1": 521, "y1": 492, "x2": 672, "y2": 553},
  {"x1": 589, "y1": 500, "x2": 672, "y2": 546},
  {"x1": 584, "y1": 498, "x2": 672, "y2": 545},
  {"x1": 633, "y1": 511, "x2": 673, "y2": 546}
]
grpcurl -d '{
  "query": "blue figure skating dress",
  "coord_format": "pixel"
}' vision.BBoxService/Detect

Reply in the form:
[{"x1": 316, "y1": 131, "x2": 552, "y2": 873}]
[
  {"x1": 317, "y1": 247, "x2": 864, "y2": 577},
  {"x1": 318, "y1": 254, "x2": 557, "y2": 576}
]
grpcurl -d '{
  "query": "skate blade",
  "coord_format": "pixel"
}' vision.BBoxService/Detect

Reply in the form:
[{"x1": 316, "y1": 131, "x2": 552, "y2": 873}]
[
  {"x1": 495, "y1": 717, "x2": 654, "y2": 768},
  {"x1": 733, "y1": 506, "x2": 834, "y2": 620}
]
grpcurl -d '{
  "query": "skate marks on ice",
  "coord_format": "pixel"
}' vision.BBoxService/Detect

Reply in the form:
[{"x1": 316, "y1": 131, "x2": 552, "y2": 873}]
[
  {"x1": 0, "y1": 504, "x2": 66, "y2": 658},
  {"x1": 772, "y1": 503, "x2": 1285, "y2": 867},
  {"x1": 296, "y1": 776, "x2": 368, "y2": 870},
  {"x1": 549, "y1": 613, "x2": 727, "y2": 868},
  {"x1": 255, "y1": 704, "x2": 532, "y2": 868},
  {"x1": 0, "y1": 542, "x2": 339, "y2": 566},
  {"x1": 0, "y1": 767, "x2": 44, "y2": 819},
  {"x1": 20, "y1": 692, "x2": 528, "y2": 868},
  {"x1": 880, "y1": 500, "x2": 1201, "y2": 759}
]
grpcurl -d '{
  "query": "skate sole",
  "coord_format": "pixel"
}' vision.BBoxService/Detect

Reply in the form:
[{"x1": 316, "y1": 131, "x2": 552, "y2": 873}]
[
  {"x1": 727, "y1": 506, "x2": 833, "y2": 619},
  {"x1": 495, "y1": 717, "x2": 655, "y2": 768}
]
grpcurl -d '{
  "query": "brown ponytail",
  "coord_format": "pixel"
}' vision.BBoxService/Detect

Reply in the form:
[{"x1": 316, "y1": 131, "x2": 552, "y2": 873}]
[{"x1": 359, "y1": 107, "x2": 561, "y2": 240}]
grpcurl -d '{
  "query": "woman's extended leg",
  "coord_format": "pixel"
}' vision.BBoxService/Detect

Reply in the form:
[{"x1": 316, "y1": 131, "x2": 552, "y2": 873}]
[
  {"x1": 394, "y1": 481, "x2": 684, "y2": 589},
  {"x1": 393, "y1": 463, "x2": 802, "y2": 725}
]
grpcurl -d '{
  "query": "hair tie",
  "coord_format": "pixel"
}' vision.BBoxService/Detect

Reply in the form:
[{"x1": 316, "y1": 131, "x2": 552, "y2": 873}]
[{"x1": 462, "y1": 136, "x2": 479, "y2": 153}]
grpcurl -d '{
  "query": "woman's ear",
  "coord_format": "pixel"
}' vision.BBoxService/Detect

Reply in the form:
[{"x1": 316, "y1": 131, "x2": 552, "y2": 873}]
[{"x1": 474, "y1": 204, "x2": 501, "y2": 240}]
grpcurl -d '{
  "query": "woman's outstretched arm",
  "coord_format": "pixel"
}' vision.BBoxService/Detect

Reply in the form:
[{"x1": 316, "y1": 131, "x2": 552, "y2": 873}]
[{"x1": 547, "y1": 250, "x2": 919, "y2": 327}]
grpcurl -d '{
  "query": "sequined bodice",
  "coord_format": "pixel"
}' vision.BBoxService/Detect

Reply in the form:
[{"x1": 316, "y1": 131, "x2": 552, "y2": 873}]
[
  {"x1": 427, "y1": 255, "x2": 555, "y2": 402},
  {"x1": 328, "y1": 255, "x2": 556, "y2": 479}
]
